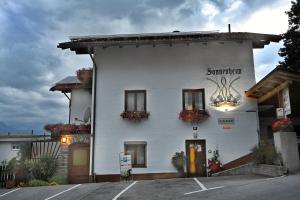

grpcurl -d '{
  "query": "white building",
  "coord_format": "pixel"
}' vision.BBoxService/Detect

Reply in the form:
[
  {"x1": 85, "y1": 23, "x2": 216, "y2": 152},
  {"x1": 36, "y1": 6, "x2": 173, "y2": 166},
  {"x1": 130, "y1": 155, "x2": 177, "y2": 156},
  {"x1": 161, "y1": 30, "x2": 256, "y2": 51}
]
[{"x1": 56, "y1": 31, "x2": 280, "y2": 182}]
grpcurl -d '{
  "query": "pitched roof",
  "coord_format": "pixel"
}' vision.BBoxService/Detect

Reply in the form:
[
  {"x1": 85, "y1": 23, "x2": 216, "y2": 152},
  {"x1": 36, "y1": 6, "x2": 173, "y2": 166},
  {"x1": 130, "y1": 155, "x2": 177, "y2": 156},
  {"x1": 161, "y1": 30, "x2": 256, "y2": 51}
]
[
  {"x1": 245, "y1": 67, "x2": 300, "y2": 103},
  {"x1": 57, "y1": 31, "x2": 281, "y2": 54},
  {"x1": 50, "y1": 76, "x2": 83, "y2": 92}
]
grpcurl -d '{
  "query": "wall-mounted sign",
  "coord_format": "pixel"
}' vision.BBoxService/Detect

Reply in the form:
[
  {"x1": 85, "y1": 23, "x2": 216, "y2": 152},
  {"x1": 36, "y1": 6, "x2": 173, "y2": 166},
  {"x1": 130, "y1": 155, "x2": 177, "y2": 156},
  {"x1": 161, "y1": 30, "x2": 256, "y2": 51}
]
[
  {"x1": 282, "y1": 88, "x2": 291, "y2": 116},
  {"x1": 119, "y1": 152, "x2": 132, "y2": 177},
  {"x1": 276, "y1": 108, "x2": 285, "y2": 119},
  {"x1": 206, "y1": 67, "x2": 242, "y2": 108},
  {"x1": 218, "y1": 118, "x2": 235, "y2": 125}
]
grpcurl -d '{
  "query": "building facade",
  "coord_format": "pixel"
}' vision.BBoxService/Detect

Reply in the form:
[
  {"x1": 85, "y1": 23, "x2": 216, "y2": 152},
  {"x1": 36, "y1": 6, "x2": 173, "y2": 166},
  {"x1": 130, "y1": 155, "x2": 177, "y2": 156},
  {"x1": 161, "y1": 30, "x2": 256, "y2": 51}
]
[{"x1": 56, "y1": 31, "x2": 281, "y2": 181}]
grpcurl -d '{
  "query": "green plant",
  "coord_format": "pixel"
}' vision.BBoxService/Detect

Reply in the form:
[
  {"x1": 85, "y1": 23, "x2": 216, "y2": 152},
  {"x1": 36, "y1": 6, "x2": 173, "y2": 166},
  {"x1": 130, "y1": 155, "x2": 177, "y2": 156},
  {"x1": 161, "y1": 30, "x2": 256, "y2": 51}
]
[
  {"x1": 26, "y1": 155, "x2": 57, "y2": 181},
  {"x1": 251, "y1": 141, "x2": 282, "y2": 165},
  {"x1": 28, "y1": 179, "x2": 49, "y2": 187},
  {"x1": 171, "y1": 151, "x2": 185, "y2": 172},
  {"x1": 7, "y1": 157, "x2": 30, "y2": 185},
  {"x1": 48, "y1": 176, "x2": 68, "y2": 185}
]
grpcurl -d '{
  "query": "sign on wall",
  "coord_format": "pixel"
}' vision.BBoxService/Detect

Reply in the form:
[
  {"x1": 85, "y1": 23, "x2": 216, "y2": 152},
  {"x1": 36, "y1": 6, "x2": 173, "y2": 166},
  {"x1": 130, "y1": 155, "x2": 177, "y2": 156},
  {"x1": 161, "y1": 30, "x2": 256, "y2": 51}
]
[
  {"x1": 282, "y1": 88, "x2": 291, "y2": 116},
  {"x1": 119, "y1": 152, "x2": 132, "y2": 177},
  {"x1": 218, "y1": 118, "x2": 235, "y2": 125},
  {"x1": 206, "y1": 67, "x2": 242, "y2": 108},
  {"x1": 276, "y1": 108, "x2": 285, "y2": 119}
]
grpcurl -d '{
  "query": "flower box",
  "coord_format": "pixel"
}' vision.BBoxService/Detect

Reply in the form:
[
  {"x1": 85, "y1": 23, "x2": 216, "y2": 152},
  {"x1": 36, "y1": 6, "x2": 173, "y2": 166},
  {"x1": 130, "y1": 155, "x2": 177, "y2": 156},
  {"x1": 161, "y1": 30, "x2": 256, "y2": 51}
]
[
  {"x1": 76, "y1": 68, "x2": 93, "y2": 83},
  {"x1": 120, "y1": 111, "x2": 150, "y2": 121},
  {"x1": 272, "y1": 117, "x2": 294, "y2": 132},
  {"x1": 179, "y1": 109, "x2": 209, "y2": 123}
]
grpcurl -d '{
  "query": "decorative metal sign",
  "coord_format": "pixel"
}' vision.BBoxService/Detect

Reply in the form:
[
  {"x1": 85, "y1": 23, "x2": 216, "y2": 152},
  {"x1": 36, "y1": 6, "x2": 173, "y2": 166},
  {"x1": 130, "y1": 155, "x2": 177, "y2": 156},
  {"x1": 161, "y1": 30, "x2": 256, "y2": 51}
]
[{"x1": 206, "y1": 67, "x2": 242, "y2": 108}]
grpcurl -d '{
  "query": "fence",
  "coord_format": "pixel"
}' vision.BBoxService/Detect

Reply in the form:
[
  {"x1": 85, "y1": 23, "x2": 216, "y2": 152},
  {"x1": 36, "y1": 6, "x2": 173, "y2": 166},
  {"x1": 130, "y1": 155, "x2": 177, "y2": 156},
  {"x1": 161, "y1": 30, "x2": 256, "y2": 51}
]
[{"x1": 0, "y1": 163, "x2": 14, "y2": 188}]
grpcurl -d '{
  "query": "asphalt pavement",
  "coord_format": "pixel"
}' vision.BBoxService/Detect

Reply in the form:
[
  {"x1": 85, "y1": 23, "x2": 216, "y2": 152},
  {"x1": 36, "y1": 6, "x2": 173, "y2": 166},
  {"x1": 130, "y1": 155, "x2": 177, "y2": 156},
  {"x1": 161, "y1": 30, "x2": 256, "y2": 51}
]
[{"x1": 0, "y1": 174, "x2": 299, "y2": 200}]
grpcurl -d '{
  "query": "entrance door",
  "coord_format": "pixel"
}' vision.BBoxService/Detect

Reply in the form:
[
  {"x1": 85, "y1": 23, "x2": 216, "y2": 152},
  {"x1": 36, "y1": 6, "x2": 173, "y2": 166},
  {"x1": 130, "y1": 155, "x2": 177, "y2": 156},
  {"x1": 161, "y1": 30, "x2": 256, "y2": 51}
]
[
  {"x1": 68, "y1": 143, "x2": 90, "y2": 184},
  {"x1": 186, "y1": 140, "x2": 206, "y2": 177}
]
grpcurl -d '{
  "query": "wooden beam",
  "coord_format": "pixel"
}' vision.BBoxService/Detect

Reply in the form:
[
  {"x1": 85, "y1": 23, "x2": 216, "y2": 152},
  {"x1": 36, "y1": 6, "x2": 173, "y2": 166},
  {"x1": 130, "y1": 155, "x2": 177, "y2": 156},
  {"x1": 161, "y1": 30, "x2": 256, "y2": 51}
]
[{"x1": 257, "y1": 81, "x2": 290, "y2": 103}]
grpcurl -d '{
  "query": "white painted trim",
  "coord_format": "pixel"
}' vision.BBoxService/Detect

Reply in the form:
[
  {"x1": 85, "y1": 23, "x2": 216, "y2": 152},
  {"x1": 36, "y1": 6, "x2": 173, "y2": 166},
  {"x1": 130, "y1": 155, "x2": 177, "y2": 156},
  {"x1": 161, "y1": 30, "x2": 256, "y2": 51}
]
[
  {"x1": 44, "y1": 184, "x2": 81, "y2": 200},
  {"x1": 112, "y1": 181, "x2": 138, "y2": 200},
  {"x1": 0, "y1": 188, "x2": 21, "y2": 197}
]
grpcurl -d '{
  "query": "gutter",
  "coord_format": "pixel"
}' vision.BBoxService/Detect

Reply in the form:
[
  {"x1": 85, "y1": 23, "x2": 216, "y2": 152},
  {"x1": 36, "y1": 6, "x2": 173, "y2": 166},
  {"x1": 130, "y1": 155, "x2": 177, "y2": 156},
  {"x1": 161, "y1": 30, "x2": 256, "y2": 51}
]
[{"x1": 89, "y1": 50, "x2": 97, "y2": 182}]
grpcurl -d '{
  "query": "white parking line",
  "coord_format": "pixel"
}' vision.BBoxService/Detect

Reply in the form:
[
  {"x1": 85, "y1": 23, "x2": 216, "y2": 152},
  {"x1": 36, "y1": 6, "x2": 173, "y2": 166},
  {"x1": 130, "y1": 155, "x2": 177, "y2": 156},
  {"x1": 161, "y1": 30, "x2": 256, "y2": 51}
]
[
  {"x1": 0, "y1": 188, "x2": 21, "y2": 197},
  {"x1": 184, "y1": 178, "x2": 224, "y2": 196},
  {"x1": 44, "y1": 184, "x2": 81, "y2": 200},
  {"x1": 112, "y1": 181, "x2": 138, "y2": 200},
  {"x1": 193, "y1": 178, "x2": 207, "y2": 190},
  {"x1": 184, "y1": 186, "x2": 224, "y2": 195}
]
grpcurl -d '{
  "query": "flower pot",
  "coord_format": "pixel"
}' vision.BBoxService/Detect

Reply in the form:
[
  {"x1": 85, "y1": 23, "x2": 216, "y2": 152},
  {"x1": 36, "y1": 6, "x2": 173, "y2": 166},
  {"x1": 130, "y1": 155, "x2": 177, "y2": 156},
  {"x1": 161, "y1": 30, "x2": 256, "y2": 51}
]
[{"x1": 5, "y1": 180, "x2": 14, "y2": 189}]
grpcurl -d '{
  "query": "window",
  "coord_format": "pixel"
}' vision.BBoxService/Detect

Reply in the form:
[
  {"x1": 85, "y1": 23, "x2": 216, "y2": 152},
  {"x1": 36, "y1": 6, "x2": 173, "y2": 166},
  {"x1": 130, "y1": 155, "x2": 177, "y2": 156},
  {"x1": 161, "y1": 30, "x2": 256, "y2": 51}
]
[
  {"x1": 124, "y1": 142, "x2": 147, "y2": 168},
  {"x1": 183, "y1": 89, "x2": 205, "y2": 110},
  {"x1": 125, "y1": 90, "x2": 146, "y2": 111},
  {"x1": 11, "y1": 144, "x2": 20, "y2": 151}
]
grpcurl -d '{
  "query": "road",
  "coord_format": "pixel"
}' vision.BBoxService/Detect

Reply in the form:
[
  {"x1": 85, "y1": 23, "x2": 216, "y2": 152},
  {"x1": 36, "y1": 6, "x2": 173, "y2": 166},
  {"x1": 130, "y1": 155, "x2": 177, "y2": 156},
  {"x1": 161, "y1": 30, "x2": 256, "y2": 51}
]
[{"x1": 0, "y1": 174, "x2": 299, "y2": 200}]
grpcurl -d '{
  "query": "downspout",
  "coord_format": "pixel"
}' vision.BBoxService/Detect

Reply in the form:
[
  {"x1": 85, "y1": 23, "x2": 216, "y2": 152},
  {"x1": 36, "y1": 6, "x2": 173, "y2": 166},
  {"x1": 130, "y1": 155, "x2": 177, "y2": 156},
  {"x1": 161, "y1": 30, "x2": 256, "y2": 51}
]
[
  {"x1": 63, "y1": 92, "x2": 71, "y2": 124},
  {"x1": 89, "y1": 50, "x2": 97, "y2": 182}
]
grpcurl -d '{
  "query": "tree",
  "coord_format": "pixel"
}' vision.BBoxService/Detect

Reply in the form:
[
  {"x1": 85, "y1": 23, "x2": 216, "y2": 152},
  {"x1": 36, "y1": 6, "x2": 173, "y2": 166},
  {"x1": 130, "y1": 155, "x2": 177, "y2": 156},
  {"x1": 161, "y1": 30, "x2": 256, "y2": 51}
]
[{"x1": 278, "y1": 0, "x2": 300, "y2": 71}]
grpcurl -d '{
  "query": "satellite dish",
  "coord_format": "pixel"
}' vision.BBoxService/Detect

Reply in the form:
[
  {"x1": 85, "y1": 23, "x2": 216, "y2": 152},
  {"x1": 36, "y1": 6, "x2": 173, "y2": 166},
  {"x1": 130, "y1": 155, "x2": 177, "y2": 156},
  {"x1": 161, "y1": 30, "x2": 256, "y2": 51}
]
[{"x1": 83, "y1": 107, "x2": 91, "y2": 123}]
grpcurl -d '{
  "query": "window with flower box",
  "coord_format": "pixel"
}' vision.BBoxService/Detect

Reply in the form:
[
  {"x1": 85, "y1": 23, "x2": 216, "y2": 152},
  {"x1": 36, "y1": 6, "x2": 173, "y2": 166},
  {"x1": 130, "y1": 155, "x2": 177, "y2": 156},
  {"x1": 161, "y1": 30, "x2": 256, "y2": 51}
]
[
  {"x1": 125, "y1": 90, "x2": 146, "y2": 112},
  {"x1": 182, "y1": 89, "x2": 205, "y2": 110}
]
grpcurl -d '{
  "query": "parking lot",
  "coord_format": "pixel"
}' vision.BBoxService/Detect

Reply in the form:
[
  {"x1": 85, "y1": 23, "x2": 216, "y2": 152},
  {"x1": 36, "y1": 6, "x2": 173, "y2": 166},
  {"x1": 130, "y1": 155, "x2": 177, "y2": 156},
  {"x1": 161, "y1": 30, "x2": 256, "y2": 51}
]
[{"x1": 0, "y1": 174, "x2": 299, "y2": 200}]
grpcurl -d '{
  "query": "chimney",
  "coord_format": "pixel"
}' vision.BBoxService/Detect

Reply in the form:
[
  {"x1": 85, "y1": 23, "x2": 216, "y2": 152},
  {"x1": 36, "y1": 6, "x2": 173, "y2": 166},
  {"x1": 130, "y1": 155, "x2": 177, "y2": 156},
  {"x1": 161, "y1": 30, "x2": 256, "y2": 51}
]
[{"x1": 228, "y1": 24, "x2": 231, "y2": 33}]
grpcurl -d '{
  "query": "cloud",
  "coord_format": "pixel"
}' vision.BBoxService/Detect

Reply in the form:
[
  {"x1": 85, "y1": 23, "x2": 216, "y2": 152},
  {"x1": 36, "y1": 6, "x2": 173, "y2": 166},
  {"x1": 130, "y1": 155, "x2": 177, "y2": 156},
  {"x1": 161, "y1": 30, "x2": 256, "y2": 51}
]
[{"x1": 0, "y1": 0, "x2": 290, "y2": 132}]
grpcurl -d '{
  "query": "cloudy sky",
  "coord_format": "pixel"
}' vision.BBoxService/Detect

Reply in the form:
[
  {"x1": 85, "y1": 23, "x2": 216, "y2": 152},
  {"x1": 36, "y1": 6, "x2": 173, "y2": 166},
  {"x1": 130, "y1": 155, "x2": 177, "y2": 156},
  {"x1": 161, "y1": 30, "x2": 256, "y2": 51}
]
[{"x1": 0, "y1": 0, "x2": 291, "y2": 132}]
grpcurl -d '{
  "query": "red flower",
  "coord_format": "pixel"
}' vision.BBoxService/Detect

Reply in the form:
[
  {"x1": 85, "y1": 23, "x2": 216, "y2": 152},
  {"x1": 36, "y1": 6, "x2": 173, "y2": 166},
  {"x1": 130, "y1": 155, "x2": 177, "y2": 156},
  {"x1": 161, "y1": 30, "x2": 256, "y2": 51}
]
[
  {"x1": 120, "y1": 111, "x2": 150, "y2": 121},
  {"x1": 272, "y1": 117, "x2": 293, "y2": 132},
  {"x1": 179, "y1": 109, "x2": 209, "y2": 123}
]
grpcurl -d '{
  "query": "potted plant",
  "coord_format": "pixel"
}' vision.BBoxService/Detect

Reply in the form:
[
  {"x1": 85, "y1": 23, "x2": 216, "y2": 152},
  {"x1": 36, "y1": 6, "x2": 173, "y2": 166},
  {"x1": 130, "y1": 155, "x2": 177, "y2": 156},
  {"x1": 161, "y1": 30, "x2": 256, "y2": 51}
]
[
  {"x1": 171, "y1": 151, "x2": 186, "y2": 177},
  {"x1": 120, "y1": 111, "x2": 150, "y2": 121},
  {"x1": 76, "y1": 68, "x2": 93, "y2": 83},
  {"x1": 208, "y1": 149, "x2": 222, "y2": 175},
  {"x1": 179, "y1": 109, "x2": 209, "y2": 123},
  {"x1": 272, "y1": 117, "x2": 294, "y2": 132}
]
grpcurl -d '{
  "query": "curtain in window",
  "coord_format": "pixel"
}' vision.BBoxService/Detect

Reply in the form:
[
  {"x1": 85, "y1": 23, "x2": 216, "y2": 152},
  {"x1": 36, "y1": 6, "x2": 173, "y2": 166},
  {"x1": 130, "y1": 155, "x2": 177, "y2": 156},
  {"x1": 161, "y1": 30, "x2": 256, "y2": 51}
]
[
  {"x1": 127, "y1": 93, "x2": 135, "y2": 111},
  {"x1": 136, "y1": 93, "x2": 145, "y2": 111}
]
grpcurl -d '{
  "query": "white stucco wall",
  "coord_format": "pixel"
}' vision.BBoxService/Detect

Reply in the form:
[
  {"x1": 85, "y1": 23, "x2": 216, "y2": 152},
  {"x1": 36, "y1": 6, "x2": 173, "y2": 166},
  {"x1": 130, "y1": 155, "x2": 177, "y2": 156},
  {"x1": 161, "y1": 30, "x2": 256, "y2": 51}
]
[
  {"x1": 93, "y1": 41, "x2": 259, "y2": 175},
  {"x1": 0, "y1": 142, "x2": 20, "y2": 162},
  {"x1": 70, "y1": 88, "x2": 92, "y2": 124}
]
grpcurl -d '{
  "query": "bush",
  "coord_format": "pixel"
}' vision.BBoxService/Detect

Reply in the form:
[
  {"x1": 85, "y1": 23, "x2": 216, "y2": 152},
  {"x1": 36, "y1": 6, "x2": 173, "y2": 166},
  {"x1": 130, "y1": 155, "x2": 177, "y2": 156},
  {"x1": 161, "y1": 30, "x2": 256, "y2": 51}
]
[
  {"x1": 48, "y1": 176, "x2": 68, "y2": 185},
  {"x1": 7, "y1": 158, "x2": 31, "y2": 185},
  {"x1": 26, "y1": 155, "x2": 57, "y2": 181},
  {"x1": 251, "y1": 141, "x2": 282, "y2": 165},
  {"x1": 29, "y1": 179, "x2": 49, "y2": 187},
  {"x1": 171, "y1": 151, "x2": 185, "y2": 172}
]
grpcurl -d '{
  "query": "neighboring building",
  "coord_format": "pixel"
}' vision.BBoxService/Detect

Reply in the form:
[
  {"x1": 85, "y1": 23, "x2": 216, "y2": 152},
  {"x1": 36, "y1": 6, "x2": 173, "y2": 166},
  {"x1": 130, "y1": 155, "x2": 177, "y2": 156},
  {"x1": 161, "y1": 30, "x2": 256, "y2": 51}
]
[
  {"x1": 246, "y1": 67, "x2": 300, "y2": 157},
  {"x1": 54, "y1": 31, "x2": 281, "y2": 182},
  {"x1": 0, "y1": 134, "x2": 49, "y2": 163}
]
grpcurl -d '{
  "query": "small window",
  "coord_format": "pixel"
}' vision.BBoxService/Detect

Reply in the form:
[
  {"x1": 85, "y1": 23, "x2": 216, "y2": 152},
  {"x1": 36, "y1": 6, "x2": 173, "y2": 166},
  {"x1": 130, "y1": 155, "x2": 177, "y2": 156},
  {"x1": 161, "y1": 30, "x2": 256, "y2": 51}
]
[
  {"x1": 124, "y1": 142, "x2": 147, "y2": 168},
  {"x1": 125, "y1": 90, "x2": 146, "y2": 111},
  {"x1": 183, "y1": 89, "x2": 205, "y2": 110},
  {"x1": 12, "y1": 144, "x2": 20, "y2": 151}
]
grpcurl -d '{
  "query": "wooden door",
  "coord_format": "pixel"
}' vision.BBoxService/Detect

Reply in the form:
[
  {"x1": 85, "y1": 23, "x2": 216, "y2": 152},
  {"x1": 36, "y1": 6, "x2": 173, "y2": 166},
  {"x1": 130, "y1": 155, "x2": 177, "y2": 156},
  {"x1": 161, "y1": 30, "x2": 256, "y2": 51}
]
[
  {"x1": 186, "y1": 140, "x2": 206, "y2": 177},
  {"x1": 68, "y1": 143, "x2": 90, "y2": 184}
]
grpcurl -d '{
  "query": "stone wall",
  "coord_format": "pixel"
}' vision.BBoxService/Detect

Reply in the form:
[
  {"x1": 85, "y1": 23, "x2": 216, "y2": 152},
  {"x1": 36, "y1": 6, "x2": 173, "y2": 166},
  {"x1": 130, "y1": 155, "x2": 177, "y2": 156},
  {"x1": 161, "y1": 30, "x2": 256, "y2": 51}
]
[{"x1": 212, "y1": 163, "x2": 286, "y2": 177}]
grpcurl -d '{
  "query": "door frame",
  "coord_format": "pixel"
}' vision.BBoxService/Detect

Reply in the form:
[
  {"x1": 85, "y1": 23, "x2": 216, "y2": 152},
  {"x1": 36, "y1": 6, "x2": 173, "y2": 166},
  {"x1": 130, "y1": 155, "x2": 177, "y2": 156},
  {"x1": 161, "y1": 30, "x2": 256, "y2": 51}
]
[{"x1": 185, "y1": 140, "x2": 207, "y2": 177}]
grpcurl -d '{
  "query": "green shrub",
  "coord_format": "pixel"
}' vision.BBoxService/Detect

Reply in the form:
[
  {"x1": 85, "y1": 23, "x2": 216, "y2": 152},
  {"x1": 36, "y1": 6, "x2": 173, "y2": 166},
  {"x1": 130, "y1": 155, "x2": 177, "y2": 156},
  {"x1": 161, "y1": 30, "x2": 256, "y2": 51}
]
[
  {"x1": 29, "y1": 179, "x2": 49, "y2": 187},
  {"x1": 171, "y1": 151, "x2": 185, "y2": 171},
  {"x1": 48, "y1": 176, "x2": 68, "y2": 185},
  {"x1": 251, "y1": 141, "x2": 282, "y2": 165},
  {"x1": 7, "y1": 158, "x2": 31, "y2": 185},
  {"x1": 26, "y1": 155, "x2": 57, "y2": 181}
]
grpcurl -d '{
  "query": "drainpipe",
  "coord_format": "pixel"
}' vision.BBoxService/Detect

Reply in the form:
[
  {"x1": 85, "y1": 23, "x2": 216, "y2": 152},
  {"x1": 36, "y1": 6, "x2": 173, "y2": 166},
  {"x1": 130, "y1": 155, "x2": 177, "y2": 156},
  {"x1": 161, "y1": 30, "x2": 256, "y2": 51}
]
[
  {"x1": 89, "y1": 50, "x2": 97, "y2": 182},
  {"x1": 63, "y1": 92, "x2": 71, "y2": 124}
]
